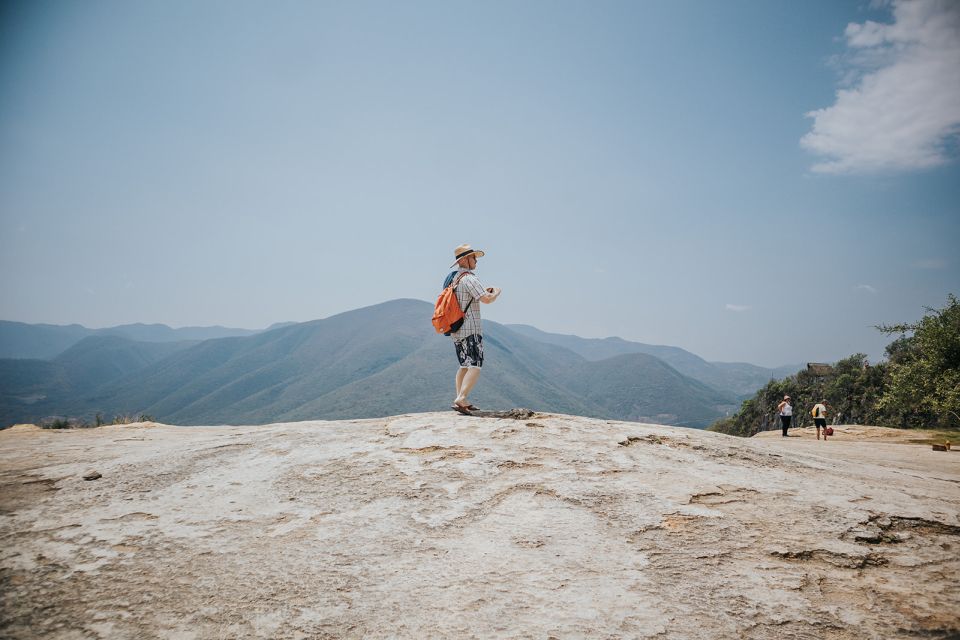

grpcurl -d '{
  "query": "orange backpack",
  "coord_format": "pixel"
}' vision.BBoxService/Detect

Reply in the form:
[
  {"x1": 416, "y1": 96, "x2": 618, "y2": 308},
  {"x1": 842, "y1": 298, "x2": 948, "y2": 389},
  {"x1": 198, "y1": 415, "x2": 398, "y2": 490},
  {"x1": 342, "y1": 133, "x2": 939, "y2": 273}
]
[{"x1": 432, "y1": 271, "x2": 474, "y2": 335}]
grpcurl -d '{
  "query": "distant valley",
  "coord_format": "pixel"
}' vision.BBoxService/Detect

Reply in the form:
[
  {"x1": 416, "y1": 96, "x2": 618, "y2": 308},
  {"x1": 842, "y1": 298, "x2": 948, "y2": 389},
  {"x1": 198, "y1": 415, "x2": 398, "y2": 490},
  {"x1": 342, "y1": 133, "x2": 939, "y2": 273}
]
[{"x1": 0, "y1": 301, "x2": 799, "y2": 428}]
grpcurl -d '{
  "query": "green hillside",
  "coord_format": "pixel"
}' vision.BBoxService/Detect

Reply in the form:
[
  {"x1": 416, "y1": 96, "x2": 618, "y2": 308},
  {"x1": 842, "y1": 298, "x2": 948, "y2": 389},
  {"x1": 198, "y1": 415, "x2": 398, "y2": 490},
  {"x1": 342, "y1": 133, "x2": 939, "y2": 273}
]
[
  {"x1": 0, "y1": 335, "x2": 191, "y2": 425},
  {"x1": 0, "y1": 359, "x2": 65, "y2": 425},
  {"x1": 272, "y1": 323, "x2": 605, "y2": 424},
  {"x1": 54, "y1": 335, "x2": 192, "y2": 393},
  {"x1": 558, "y1": 353, "x2": 739, "y2": 427},
  {"x1": 506, "y1": 323, "x2": 793, "y2": 396}
]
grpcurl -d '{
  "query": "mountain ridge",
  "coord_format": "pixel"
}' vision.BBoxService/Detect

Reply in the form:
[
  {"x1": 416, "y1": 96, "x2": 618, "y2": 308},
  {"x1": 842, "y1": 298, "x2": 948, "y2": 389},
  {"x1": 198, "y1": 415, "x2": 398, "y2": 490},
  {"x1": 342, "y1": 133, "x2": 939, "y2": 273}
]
[
  {"x1": 505, "y1": 323, "x2": 798, "y2": 395},
  {"x1": 0, "y1": 320, "x2": 265, "y2": 359},
  {"x1": 1, "y1": 300, "x2": 745, "y2": 428}
]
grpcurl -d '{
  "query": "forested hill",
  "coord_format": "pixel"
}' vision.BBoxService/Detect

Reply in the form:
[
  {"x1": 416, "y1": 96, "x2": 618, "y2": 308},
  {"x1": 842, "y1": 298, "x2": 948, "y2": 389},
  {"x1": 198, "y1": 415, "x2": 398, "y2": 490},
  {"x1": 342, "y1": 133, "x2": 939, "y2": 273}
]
[{"x1": 709, "y1": 295, "x2": 960, "y2": 436}]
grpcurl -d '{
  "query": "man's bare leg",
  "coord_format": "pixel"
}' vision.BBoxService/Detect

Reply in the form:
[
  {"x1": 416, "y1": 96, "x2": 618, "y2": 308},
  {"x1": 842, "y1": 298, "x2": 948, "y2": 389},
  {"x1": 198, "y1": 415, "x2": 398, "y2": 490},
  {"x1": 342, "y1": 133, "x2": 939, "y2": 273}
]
[
  {"x1": 454, "y1": 367, "x2": 481, "y2": 407},
  {"x1": 455, "y1": 367, "x2": 467, "y2": 399}
]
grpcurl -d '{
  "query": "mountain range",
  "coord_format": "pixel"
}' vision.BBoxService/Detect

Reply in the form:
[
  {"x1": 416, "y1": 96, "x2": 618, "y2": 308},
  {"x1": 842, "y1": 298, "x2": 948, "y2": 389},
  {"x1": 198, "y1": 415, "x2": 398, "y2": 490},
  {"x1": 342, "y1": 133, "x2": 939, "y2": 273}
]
[
  {"x1": 504, "y1": 324, "x2": 799, "y2": 396},
  {"x1": 0, "y1": 320, "x2": 279, "y2": 360},
  {"x1": 0, "y1": 300, "x2": 799, "y2": 428}
]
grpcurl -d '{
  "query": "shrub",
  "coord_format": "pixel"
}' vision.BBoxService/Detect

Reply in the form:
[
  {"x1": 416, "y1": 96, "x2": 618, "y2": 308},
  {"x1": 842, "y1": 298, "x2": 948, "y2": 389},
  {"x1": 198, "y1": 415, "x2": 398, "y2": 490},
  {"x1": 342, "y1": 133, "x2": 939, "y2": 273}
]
[{"x1": 41, "y1": 417, "x2": 73, "y2": 430}]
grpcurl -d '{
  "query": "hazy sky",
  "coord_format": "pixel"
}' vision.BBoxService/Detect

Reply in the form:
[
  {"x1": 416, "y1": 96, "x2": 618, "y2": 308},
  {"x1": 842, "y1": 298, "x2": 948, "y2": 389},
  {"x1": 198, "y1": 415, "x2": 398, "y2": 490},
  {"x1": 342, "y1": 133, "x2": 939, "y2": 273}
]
[{"x1": 1, "y1": 0, "x2": 958, "y2": 367}]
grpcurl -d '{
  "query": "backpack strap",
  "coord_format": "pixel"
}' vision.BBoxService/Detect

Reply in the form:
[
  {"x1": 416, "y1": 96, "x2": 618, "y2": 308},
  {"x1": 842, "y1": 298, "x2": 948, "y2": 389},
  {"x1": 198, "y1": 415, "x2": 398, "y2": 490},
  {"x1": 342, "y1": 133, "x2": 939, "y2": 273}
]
[
  {"x1": 451, "y1": 271, "x2": 475, "y2": 313},
  {"x1": 451, "y1": 270, "x2": 473, "y2": 287}
]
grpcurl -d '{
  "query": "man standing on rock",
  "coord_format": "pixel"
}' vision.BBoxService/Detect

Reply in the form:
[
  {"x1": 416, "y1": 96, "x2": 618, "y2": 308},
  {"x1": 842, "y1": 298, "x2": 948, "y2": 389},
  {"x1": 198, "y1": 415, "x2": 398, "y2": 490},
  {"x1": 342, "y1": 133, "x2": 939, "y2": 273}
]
[{"x1": 446, "y1": 244, "x2": 501, "y2": 414}]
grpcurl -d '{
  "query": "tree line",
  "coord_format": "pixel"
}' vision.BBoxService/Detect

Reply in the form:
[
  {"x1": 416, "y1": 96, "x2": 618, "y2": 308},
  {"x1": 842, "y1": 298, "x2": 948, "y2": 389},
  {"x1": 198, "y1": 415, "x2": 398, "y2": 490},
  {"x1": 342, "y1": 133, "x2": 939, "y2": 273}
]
[{"x1": 709, "y1": 295, "x2": 959, "y2": 437}]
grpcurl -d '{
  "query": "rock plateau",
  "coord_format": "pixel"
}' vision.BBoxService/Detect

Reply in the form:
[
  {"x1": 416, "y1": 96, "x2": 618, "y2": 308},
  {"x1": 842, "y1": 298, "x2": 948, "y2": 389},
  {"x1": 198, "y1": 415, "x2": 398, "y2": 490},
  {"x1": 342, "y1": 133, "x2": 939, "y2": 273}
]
[{"x1": 1, "y1": 414, "x2": 958, "y2": 639}]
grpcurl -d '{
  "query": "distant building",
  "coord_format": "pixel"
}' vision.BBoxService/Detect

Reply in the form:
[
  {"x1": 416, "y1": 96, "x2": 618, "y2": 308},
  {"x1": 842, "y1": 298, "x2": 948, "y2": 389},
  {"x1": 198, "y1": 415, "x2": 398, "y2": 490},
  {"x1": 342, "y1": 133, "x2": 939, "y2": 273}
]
[{"x1": 806, "y1": 363, "x2": 833, "y2": 376}]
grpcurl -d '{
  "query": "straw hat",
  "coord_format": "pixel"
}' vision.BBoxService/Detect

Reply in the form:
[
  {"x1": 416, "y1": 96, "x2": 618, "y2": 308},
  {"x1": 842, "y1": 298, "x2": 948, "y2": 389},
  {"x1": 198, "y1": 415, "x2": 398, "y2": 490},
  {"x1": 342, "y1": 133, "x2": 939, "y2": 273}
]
[{"x1": 450, "y1": 244, "x2": 485, "y2": 267}]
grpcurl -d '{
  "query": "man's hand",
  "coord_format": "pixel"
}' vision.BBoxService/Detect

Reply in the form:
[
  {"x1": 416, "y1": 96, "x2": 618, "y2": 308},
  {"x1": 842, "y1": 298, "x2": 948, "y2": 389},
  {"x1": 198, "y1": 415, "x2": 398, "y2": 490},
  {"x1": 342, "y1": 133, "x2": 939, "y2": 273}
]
[{"x1": 480, "y1": 286, "x2": 501, "y2": 303}]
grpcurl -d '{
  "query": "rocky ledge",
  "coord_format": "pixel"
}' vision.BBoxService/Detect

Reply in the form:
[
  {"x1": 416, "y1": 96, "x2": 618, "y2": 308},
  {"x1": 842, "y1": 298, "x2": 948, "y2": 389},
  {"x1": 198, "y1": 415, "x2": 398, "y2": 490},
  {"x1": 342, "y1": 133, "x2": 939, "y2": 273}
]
[{"x1": 1, "y1": 414, "x2": 958, "y2": 639}]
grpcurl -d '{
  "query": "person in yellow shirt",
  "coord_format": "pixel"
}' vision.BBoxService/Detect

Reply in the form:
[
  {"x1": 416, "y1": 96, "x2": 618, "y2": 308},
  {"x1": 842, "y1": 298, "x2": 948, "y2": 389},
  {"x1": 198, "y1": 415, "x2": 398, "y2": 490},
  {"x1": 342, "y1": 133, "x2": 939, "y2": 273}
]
[{"x1": 812, "y1": 400, "x2": 829, "y2": 440}]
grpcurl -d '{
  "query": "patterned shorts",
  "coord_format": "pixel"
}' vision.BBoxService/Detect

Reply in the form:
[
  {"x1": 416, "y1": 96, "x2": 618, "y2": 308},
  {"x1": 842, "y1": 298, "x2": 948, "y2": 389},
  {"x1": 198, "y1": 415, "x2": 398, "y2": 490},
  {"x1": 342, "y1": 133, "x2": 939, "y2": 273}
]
[{"x1": 454, "y1": 334, "x2": 484, "y2": 368}]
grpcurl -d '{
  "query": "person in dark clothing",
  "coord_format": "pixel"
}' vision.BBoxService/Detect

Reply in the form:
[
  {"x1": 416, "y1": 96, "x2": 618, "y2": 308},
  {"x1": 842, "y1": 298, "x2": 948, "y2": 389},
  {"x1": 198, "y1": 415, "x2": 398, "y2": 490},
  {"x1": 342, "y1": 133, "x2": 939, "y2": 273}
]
[{"x1": 777, "y1": 395, "x2": 793, "y2": 437}]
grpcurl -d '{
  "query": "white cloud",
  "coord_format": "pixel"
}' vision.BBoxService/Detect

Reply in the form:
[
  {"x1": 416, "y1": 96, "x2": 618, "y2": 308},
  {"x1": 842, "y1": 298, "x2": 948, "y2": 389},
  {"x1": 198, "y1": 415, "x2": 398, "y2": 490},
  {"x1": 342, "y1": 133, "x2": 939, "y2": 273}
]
[
  {"x1": 856, "y1": 284, "x2": 879, "y2": 294},
  {"x1": 801, "y1": 0, "x2": 960, "y2": 174},
  {"x1": 912, "y1": 258, "x2": 948, "y2": 269},
  {"x1": 725, "y1": 303, "x2": 750, "y2": 312}
]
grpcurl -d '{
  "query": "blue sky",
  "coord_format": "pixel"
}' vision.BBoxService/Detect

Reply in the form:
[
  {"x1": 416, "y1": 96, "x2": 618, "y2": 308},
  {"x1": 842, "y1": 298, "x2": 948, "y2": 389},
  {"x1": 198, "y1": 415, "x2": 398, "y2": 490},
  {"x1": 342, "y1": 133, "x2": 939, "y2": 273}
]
[{"x1": 1, "y1": 0, "x2": 957, "y2": 367}]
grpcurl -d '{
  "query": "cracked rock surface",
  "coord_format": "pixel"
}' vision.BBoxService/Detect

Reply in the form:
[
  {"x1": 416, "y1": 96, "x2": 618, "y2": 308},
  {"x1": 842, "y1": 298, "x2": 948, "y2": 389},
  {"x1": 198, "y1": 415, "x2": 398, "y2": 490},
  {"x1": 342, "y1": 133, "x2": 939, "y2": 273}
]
[{"x1": 1, "y1": 415, "x2": 958, "y2": 639}]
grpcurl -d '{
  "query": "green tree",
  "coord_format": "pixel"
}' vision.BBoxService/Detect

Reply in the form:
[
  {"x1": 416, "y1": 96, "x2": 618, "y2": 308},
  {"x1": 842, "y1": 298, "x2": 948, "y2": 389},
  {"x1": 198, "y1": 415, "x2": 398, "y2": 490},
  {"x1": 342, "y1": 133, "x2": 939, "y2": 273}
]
[
  {"x1": 823, "y1": 354, "x2": 888, "y2": 426},
  {"x1": 876, "y1": 294, "x2": 960, "y2": 428}
]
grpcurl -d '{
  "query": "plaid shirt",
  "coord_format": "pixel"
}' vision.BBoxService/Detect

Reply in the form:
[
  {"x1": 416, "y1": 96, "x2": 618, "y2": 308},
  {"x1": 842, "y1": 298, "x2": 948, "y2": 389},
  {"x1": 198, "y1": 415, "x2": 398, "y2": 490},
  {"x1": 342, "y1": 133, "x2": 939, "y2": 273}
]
[{"x1": 449, "y1": 270, "x2": 485, "y2": 340}]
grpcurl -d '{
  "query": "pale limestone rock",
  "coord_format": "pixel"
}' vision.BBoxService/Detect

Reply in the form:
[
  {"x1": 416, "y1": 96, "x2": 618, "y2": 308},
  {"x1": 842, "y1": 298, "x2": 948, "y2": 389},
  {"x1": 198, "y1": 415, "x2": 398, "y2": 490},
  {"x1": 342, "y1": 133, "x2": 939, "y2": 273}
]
[{"x1": 1, "y1": 414, "x2": 957, "y2": 639}]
